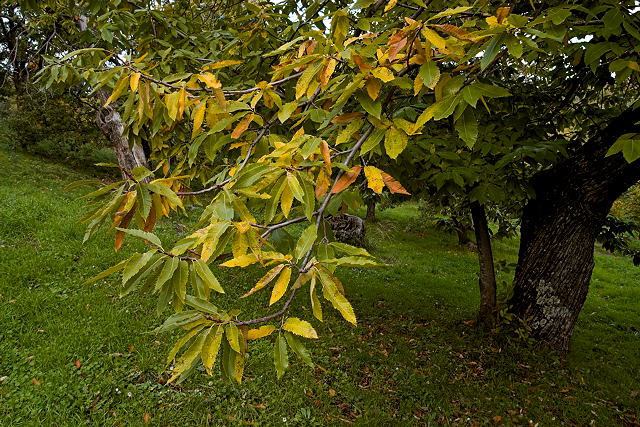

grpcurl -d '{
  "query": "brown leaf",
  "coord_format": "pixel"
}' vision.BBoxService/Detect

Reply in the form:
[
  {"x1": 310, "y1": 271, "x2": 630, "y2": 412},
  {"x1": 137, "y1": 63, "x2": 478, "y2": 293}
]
[
  {"x1": 328, "y1": 389, "x2": 337, "y2": 396},
  {"x1": 331, "y1": 112, "x2": 365, "y2": 124},
  {"x1": 496, "y1": 7, "x2": 511, "y2": 24},
  {"x1": 74, "y1": 359, "x2": 82, "y2": 369},
  {"x1": 330, "y1": 166, "x2": 362, "y2": 194},
  {"x1": 432, "y1": 24, "x2": 474, "y2": 40},
  {"x1": 143, "y1": 413, "x2": 151, "y2": 425},
  {"x1": 32, "y1": 378, "x2": 41, "y2": 387},
  {"x1": 380, "y1": 171, "x2": 410, "y2": 195},
  {"x1": 143, "y1": 204, "x2": 157, "y2": 232}
]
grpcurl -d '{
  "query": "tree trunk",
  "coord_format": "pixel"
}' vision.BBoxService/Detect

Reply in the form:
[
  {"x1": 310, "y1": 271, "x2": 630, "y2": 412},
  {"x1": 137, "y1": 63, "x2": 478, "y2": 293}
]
[
  {"x1": 470, "y1": 201, "x2": 497, "y2": 327},
  {"x1": 510, "y1": 106, "x2": 640, "y2": 351},
  {"x1": 95, "y1": 90, "x2": 147, "y2": 178},
  {"x1": 365, "y1": 199, "x2": 376, "y2": 221}
]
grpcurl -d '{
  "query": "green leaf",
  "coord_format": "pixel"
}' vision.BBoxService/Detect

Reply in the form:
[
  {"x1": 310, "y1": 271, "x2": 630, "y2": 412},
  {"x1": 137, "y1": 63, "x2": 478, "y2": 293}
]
[
  {"x1": 356, "y1": 90, "x2": 381, "y2": 119},
  {"x1": 115, "y1": 227, "x2": 163, "y2": 249},
  {"x1": 153, "y1": 256, "x2": 180, "y2": 293},
  {"x1": 606, "y1": 133, "x2": 640, "y2": 163},
  {"x1": 286, "y1": 173, "x2": 305, "y2": 202},
  {"x1": 278, "y1": 101, "x2": 299, "y2": 123},
  {"x1": 328, "y1": 242, "x2": 374, "y2": 257},
  {"x1": 147, "y1": 181, "x2": 183, "y2": 209},
  {"x1": 84, "y1": 259, "x2": 128, "y2": 285},
  {"x1": 274, "y1": 334, "x2": 289, "y2": 379},
  {"x1": 480, "y1": 33, "x2": 505, "y2": 71},
  {"x1": 173, "y1": 260, "x2": 189, "y2": 304},
  {"x1": 295, "y1": 224, "x2": 317, "y2": 260},
  {"x1": 122, "y1": 250, "x2": 156, "y2": 285},
  {"x1": 201, "y1": 325, "x2": 223, "y2": 375},
  {"x1": 418, "y1": 62, "x2": 440, "y2": 89},
  {"x1": 168, "y1": 329, "x2": 207, "y2": 383},
  {"x1": 284, "y1": 332, "x2": 314, "y2": 367},
  {"x1": 166, "y1": 323, "x2": 206, "y2": 365},
  {"x1": 310, "y1": 276, "x2": 323, "y2": 321},
  {"x1": 194, "y1": 259, "x2": 224, "y2": 294},
  {"x1": 185, "y1": 295, "x2": 223, "y2": 317},
  {"x1": 455, "y1": 108, "x2": 478, "y2": 148},
  {"x1": 154, "y1": 310, "x2": 203, "y2": 333},
  {"x1": 283, "y1": 317, "x2": 318, "y2": 339},
  {"x1": 360, "y1": 129, "x2": 385, "y2": 156}
]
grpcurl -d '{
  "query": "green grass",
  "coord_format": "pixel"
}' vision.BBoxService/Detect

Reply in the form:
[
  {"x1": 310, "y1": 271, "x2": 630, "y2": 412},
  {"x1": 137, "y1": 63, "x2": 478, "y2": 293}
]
[{"x1": 0, "y1": 147, "x2": 638, "y2": 426}]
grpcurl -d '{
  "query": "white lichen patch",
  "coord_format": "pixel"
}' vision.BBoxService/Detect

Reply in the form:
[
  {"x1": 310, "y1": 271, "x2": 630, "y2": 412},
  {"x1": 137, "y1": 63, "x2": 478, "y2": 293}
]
[{"x1": 531, "y1": 280, "x2": 571, "y2": 330}]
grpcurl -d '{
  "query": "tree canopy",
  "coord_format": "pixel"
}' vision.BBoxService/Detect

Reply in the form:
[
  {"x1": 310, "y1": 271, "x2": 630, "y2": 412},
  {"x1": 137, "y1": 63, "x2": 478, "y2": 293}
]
[{"x1": 12, "y1": 0, "x2": 640, "y2": 381}]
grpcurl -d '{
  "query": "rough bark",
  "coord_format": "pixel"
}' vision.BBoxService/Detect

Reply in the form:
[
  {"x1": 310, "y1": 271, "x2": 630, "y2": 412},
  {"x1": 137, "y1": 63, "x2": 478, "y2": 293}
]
[
  {"x1": 95, "y1": 90, "x2": 147, "y2": 178},
  {"x1": 470, "y1": 201, "x2": 497, "y2": 327},
  {"x1": 510, "y1": 106, "x2": 640, "y2": 351}
]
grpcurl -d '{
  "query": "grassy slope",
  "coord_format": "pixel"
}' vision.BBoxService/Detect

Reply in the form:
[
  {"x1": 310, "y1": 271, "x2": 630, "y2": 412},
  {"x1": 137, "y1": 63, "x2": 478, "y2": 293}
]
[{"x1": 0, "y1": 148, "x2": 638, "y2": 426}]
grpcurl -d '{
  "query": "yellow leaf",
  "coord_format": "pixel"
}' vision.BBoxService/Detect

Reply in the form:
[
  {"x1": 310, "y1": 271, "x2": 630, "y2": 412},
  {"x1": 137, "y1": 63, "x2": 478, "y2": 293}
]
[
  {"x1": 364, "y1": 166, "x2": 384, "y2": 194},
  {"x1": 104, "y1": 74, "x2": 129, "y2": 106},
  {"x1": 203, "y1": 60, "x2": 243, "y2": 70},
  {"x1": 191, "y1": 101, "x2": 206, "y2": 139},
  {"x1": 247, "y1": 325, "x2": 276, "y2": 340},
  {"x1": 320, "y1": 58, "x2": 338, "y2": 87},
  {"x1": 269, "y1": 267, "x2": 292, "y2": 305},
  {"x1": 232, "y1": 230, "x2": 248, "y2": 258},
  {"x1": 365, "y1": 78, "x2": 381, "y2": 100},
  {"x1": 177, "y1": 87, "x2": 187, "y2": 120},
  {"x1": 414, "y1": 74, "x2": 423, "y2": 96},
  {"x1": 241, "y1": 264, "x2": 285, "y2": 298},
  {"x1": 414, "y1": 103, "x2": 439, "y2": 131},
  {"x1": 202, "y1": 326, "x2": 223, "y2": 374},
  {"x1": 129, "y1": 72, "x2": 141, "y2": 92},
  {"x1": 384, "y1": 126, "x2": 408, "y2": 159},
  {"x1": 198, "y1": 72, "x2": 221, "y2": 88},
  {"x1": 283, "y1": 317, "x2": 318, "y2": 339},
  {"x1": 296, "y1": 61, "x2": 322, "y2": 99},
  {"x1": 221, "y1": 253, "x2": 259, "y2": 267},
  {"x1": 371, "y1": 67, "x2": 394, "y2": 82},
  {"x1": 320, "y1": 141, "x2": 331, "y2": 172},
  {"x1": 281, "y1": 182, "x2": 293, "y2": 217},
  {"x1": 421, "y1": 27, "x2": 447, "y2": 50},
  {"x1": 384, "y1": 0, "x2": 398, "y2": 12}
]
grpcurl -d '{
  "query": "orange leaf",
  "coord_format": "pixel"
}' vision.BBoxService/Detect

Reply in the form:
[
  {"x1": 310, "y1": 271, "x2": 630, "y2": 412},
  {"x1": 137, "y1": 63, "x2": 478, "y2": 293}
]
[
  {"x1": 114, "y1": 208, "x2": 135, "y2": 251},
  {"x1": 315, "y1": 168, "x2": 330, "y2": 198},
  {"x1": 330, "y1": 166, "x2": 362, "y2": 194},
  {"x1": 231, "y1": 113, "x2": 254, "y2": 139},
  {"x1": 320, "y1": 141, "x2": 331, "y2": 172},
  {"x1": 381, "y1": 171, "x2": 410, "y2": 195},
  {"x1": 432, "y1": 24, "x2": 474, "y2": 40},
  {"x1": 352, "y1": 55, "x2": 373, "y2": 72},
  {"x1": 331, "y1": 112, "x2": 365, "y2": 124},
  {"x1": 143, "y1": 204, "x2": 157, "y2": 232},
  {"x1": 365, "y1": 78, "x2": 381, "y2": 100},
  {"x1": 143, "y1": 413, "x2": 152, "y2": 425},
  {"x1": 387, "y1": 37, "x2": 407, "y2": 62},
  {"x1": 32, "y1": 378, "x2": 41, "y2": 387},
  {"x1": 74, "y1": 359, "x2": 82, "y2": 369}
]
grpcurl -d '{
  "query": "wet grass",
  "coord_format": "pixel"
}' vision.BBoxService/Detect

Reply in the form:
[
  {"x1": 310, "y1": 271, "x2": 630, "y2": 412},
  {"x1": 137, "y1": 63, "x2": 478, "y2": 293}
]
[{"x1": 0, "y1": 147, "x2": 638, "y2": 425}]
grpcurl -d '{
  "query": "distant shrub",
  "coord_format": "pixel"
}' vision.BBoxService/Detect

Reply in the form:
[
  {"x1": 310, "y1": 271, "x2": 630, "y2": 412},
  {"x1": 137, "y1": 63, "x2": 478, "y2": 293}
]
[{"x1": 1, "y1": 88, "x2": 116, "y2": 171}]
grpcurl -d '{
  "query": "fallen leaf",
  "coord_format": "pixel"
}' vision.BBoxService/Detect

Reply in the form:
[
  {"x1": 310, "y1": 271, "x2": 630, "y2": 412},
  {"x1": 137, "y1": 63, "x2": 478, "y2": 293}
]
[
  {"x1": 75, "y1": 359, "x2": 82, "y2": 369},
  {"x1": 328, "y1": 389, "x2": 337, "y2": 396},
  {"x1": 32, "y1": 378, "x2": 41, "y2": 387},
  {"x1": 143, "y1": 413, "x2": 151, "y2": 425}
]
